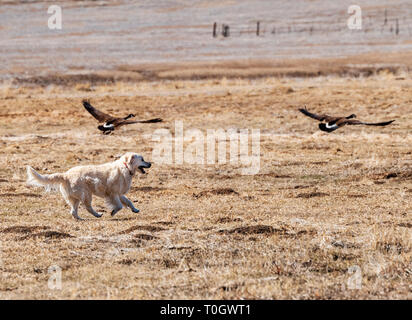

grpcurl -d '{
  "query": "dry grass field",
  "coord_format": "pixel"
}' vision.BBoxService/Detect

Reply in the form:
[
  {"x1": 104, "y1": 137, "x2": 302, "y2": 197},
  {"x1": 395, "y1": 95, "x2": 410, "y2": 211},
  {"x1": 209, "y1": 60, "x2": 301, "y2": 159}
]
[{"x1": 0, "y1": 69, "x2": 411, "y2": 299}]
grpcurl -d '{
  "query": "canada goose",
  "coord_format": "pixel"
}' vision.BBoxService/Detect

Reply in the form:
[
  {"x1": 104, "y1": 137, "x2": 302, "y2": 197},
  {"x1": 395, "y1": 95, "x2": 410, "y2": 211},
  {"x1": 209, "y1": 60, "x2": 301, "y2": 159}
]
[
  {"x1": 298, "y1": 107, "x2": 395, "y2": 132},
  {"x1": 83, "y1": 100, "x2": 162, "y2": 134}
]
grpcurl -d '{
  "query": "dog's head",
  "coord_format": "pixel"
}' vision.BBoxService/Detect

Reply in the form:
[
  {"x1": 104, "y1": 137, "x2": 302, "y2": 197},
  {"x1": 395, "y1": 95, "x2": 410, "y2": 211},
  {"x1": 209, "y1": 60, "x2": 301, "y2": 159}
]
[{"x1": 121, "y1": 153, "x2": 151, "y2": 174}]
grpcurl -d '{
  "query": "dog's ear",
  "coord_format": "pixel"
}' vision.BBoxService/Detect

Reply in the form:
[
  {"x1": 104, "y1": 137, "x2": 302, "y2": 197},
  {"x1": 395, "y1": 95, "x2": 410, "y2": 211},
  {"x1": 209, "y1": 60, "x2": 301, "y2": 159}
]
[
  {"x1": 125, "y1": 153, "x2": 136, "y2": 166},
  {"x1": 121, "y1": 153, "x2": 130, "y2": 164}
]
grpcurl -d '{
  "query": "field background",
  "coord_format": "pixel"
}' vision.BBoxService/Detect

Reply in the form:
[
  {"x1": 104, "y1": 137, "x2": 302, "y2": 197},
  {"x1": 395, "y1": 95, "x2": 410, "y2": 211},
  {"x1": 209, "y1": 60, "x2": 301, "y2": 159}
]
[{"x1": 0, "y1": 0, "x2": 411, "y2": 299}]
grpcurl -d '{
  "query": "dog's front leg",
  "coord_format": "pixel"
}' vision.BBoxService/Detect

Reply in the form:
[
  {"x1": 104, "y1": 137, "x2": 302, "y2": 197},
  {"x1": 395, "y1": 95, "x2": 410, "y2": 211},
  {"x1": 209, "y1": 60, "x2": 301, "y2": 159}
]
[
  {"x1": 120, "y1": 195, "x2": 140, "y2": 213},
  {"x1": 109, "y1": 195, "x2": 124, "y2": 217}
]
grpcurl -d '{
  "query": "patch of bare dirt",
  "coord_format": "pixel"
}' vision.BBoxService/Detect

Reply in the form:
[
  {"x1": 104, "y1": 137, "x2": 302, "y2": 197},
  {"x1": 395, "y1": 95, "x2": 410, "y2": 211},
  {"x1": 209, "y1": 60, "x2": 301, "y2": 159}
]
[
  {"x1": 218, "y1": 225, "x2": 281, "y2": 235},
  {"x1": 218, "y1": 225, "x2": 317, "y2": 239},
  {"x1": 296, "y1": 192, "x2": 329, "y2": 198},
  {"x1": 131, "y1": 186, "x2": 166, "y2": 192},
  {"x1": 154, "y1": 221, "x2": 175, "y2": 226},
  {"x1": 331, "y1": 240, "x2": 362, "y2": 249},
  {"x1": 194, "y1": 188, "x2": 239, "y2": 198},
  {"x1": 119, "y1": 225, "x2": 166, "y2": 234},
  {"x1": 257, "y1": 173, "x2": 292, "y2": 178},
  {"x1": 19, "y1": 231, "x2": 73, "y2": 240},
  {"x1": 0, "y1": 193, "x2": 41, "y2": 198},
  {"x1": 216, "y1": 217, "x2": 243, "y2": 224},
  {"x1": 134, "y1": 234, "x2": 158, "y2": 240},
  {"x1": 118, "y1": 259, "x2": 136, "y2": 265},
  {"x1": 1, "y1": 225, "x2": 50, "y2": 234},
  {"x1": 369, "y1": 170, "x2": 412, "y2": 181},
  {"x1": 397, "y1": 222, "x2": 412, "y2": 228},
  {"x1": 376, "y1": 241, "x2": 408, "y2": 254}
]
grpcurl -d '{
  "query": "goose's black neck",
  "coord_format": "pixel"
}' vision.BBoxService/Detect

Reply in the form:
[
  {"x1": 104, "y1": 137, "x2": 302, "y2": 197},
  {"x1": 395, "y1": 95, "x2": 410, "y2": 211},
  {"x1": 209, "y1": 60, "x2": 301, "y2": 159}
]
[{"x1": 124, "y1": 114, "x2": 135, "y2": 120}]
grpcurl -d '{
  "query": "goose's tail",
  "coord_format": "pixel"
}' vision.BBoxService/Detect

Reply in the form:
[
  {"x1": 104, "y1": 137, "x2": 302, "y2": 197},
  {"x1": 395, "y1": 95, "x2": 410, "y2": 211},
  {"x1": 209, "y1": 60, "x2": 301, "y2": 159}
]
[{"x1": 26, "y1": 166, "x2": 66, "y2": 192}]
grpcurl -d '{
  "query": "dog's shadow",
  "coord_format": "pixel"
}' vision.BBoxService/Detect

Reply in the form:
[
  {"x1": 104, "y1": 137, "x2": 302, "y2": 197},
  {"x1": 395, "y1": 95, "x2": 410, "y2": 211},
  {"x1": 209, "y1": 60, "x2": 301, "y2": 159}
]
[
  {"x1": 109, "y1": 217, "x2": 138, "y2": 222},
  {"x1": 74, "y1": 216, "x2": 138, "y2": 222}
]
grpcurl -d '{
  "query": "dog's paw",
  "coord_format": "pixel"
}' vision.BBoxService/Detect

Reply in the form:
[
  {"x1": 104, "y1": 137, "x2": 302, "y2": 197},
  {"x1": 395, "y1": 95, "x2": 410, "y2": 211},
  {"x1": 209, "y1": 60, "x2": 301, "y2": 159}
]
[
  {"x1": 94, "y1": 213, "x2": 103, "y2": 218},
  {"x1": 111, "y1": 210, "x2": 118, "y2": 217},
  {"x1": 132, "y1": 208, "x2": 140, "y2": 213}
]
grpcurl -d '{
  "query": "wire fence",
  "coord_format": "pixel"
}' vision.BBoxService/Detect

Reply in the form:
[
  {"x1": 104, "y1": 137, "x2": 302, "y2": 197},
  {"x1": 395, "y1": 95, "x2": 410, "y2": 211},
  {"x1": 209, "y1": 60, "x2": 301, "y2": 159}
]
[{"x1": 211, "y1": 9, "x2": 412, "y2": 38}]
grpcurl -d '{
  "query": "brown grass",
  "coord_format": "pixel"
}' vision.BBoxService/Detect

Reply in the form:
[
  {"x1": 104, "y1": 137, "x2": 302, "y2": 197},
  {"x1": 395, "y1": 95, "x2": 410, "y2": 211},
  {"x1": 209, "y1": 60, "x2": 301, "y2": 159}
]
[{"x1": 0, "y1": 70, "x2": 411, "y2": 299}]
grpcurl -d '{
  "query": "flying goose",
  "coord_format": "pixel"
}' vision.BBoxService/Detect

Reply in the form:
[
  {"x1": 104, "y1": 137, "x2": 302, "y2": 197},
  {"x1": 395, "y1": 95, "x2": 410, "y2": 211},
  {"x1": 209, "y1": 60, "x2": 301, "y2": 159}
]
[
  {"x1": 83, "y1": 100, "x2": 162, "y2": 134},
  {"x1": 298, "y1": 107, "x2": 395, "y2": 132}
]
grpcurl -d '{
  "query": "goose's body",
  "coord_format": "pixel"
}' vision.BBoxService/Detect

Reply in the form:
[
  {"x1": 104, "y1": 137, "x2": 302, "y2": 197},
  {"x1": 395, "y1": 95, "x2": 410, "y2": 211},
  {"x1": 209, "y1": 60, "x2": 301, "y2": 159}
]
[
  {"x1": 299, "y1": 107, "x2": 395, "y2": 132},
  {"x1": 83, "y1": 100, "x2": 162, "y2": 134}
]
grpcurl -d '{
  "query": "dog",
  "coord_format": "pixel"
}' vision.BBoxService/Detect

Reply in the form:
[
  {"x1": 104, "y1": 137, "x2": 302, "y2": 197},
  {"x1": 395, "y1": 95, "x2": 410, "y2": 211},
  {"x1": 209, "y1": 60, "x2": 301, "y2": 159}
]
[{"x1": 26, "y1": 153, "x2": 151, "y2": 220}]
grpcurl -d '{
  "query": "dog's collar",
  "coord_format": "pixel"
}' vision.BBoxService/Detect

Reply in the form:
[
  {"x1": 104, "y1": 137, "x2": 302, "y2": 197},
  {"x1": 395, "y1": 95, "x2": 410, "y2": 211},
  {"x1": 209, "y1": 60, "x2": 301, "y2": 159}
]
[{"x1": 123, "y1": 162, "x2": 133, "y2": 176}]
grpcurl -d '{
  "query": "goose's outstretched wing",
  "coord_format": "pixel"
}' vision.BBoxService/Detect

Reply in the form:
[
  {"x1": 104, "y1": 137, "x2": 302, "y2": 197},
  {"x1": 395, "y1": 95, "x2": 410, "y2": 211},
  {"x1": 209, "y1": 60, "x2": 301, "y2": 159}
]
[
  {"x1": 298, "y1": 108, "x2": 328, "y2": 121},
  {"x1": 83, "y1": 100, "x2": 115, "y2": 123},
  {"x1": 116, "y1": 118, "x2": 163, "y2": 127},
  {"x1": 346, "y1": 119, "x2": 395, "y2": 126}
]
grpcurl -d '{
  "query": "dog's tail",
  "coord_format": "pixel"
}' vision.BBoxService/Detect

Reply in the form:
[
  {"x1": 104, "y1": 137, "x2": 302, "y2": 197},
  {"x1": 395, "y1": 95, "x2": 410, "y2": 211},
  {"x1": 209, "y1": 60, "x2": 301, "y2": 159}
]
[{"x1": 26, "y1": 166, "x2": 65, "y2": 192}]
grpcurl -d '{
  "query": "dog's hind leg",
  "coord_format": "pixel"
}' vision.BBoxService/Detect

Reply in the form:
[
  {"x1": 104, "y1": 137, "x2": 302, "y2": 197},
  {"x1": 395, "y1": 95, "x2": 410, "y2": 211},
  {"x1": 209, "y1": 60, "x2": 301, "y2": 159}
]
[
  {"x1": 108, "y1": 195, "x2": 123, "y2": 217},
  {"x1": 70, "y1": 199, "x2": 83, "y2": 221},
  {"x1": 120, "y1": 195, "x2": 139, "y2": 213},
  {"x1": 60, "y1": 185, "x2": 83, "y2": 220},
  {"x1": 83, "y1": 192, "x2": 102, "y2": 218}
]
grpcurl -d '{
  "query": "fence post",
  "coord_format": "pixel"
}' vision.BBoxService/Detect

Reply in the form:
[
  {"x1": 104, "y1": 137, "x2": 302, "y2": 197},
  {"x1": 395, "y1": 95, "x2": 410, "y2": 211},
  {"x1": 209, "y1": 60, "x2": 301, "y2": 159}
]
[
  {"x1": 222, "y1": 24, "x2": 230, "y2": 37},
  {"x1": 213, "y1": 22, "x2": 217, "y2": 37},
  {"x1": 256, "y1": 21, "x2": 260, "y2": 36}
]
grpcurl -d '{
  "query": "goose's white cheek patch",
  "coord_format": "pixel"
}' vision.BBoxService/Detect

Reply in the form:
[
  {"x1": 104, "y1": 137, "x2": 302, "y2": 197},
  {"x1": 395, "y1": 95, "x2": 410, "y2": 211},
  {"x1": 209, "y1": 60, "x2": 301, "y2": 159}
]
[
  {"x1": 326, "y1": 123, "x2": 338, "y2": 129},
  {"x1": 103, "y1": 123, "x2": 115, "y2": 129}
]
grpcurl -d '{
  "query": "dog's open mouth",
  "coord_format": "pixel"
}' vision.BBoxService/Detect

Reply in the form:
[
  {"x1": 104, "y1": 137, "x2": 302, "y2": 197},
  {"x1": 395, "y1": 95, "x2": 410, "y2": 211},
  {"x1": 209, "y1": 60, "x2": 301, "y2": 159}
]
[
  {"x1": 138, "y1": 164, "x2": 151, "y2": 174},
  {"x1": 137, "y1": 161, "x2": 151, "y2": 174}
]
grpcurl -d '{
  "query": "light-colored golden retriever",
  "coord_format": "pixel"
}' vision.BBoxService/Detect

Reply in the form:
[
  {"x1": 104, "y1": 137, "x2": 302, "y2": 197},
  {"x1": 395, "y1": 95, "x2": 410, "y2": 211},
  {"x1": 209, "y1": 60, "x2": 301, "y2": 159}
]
[{"x1": 26, "y1": 152, "x2": 151, "y2": 220}]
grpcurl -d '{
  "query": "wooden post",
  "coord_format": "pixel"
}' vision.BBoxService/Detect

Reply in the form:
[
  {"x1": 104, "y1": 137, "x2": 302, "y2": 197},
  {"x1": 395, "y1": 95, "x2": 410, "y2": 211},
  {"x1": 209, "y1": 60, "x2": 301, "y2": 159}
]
[
  {"x1": 256, "y1": 21, "x2": 260, "y2": 36},
  {"x1": 396, "y1": 18, "x2": 399, "y2": 35},
  {"x1": 222, "y1": 24, "x2": 230, "y2": 37},
  {"x1": 213, "y1": 22, "x2": 217, "y2": 37}
]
